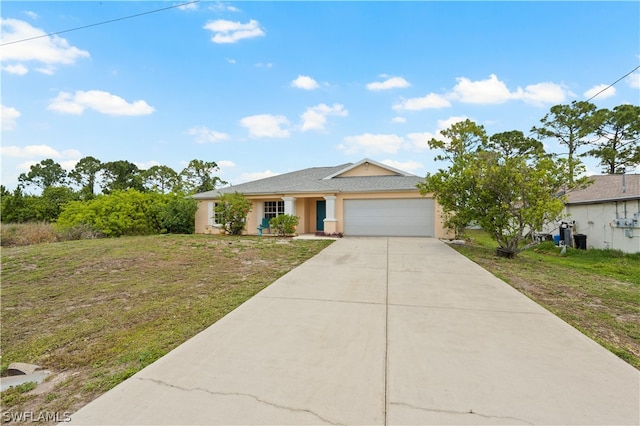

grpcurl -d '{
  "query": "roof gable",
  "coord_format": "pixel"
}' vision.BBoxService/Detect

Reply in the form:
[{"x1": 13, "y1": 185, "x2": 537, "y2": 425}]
[{"x1": 323, "y1": 158, "x2": 414, "y2": 179}]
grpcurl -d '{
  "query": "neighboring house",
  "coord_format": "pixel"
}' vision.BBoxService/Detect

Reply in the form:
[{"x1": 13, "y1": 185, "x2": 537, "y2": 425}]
[
  {"x1": 193, "y1": 158, "x2": 451, "y2": 238},
  {"x1": 556, "y1": 174, "x2": 640, "y2": 253}
]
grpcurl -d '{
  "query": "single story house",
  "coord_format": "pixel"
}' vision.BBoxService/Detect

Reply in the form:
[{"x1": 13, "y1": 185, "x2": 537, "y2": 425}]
[
  {"x1": 193, "y1": 158, "x2": 451, "y2": 238},
  {"x1": 555, "y1": 174, "x2": 639, "y2": 253}
]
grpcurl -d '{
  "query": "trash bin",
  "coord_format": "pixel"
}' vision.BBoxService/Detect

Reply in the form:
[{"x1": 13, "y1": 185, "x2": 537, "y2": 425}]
[{"x1": 573, "y1": 233, "x2": 587, "y2": 250}]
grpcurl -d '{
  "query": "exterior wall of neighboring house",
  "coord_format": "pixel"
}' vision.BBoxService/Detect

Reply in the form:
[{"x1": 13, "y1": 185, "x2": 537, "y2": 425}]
[
  {"x1": 564, "y1": 200, "x2": 640, "y2": 253},
  {"x1": 195, "y1": 191, "x2": 451, "y2": 238}
]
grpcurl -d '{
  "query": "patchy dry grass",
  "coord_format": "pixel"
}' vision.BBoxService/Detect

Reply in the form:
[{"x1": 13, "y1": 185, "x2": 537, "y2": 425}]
[
  {"x1": 453, "y1": 229, "x2": 640, "y2": 369},
  {"x1": 1, "y1": 234, "x2": 333, "y2": 424}
]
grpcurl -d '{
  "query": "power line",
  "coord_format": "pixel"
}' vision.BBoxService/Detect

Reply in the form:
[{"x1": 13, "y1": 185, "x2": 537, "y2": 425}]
[
  {"x1": 0, "y1": 0, "x2": 200, "y2": 47},
  {"x1": 585, "y1": 65, "x2": 640, "y2": 102}
]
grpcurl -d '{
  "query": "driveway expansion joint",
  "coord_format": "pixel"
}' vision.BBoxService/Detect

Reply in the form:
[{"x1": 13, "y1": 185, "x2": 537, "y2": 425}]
[
  {"x1": 389, "y1": 401, "x2": 535, "y2": 425},
  {"x1": 137, "y1": 377, "x2": 343, "y2": 425}
]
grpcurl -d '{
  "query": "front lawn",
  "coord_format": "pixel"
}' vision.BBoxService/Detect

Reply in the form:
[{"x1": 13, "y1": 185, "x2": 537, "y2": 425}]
[
  {"x1": 1, "y1": 234, "x2": 333, "y2": 423},
  {"x1": 452, "y1": 229, "x2": 640, "y2": 369}
]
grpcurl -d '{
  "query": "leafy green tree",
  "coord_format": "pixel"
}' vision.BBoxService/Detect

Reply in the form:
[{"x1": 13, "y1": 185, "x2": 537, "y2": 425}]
[
  {"x1": 143, "y1": 165, "x2": 180, "y2": 194},
  {"x1": 180, "y1": 160, "x2": 227, "y2": 194},
  {"x1": 531, "y1": 101, "x2": 600, "y2": 185},
  {"x1": 18, "y1": 159, "x2": 68, "y2": 191},
  {"x1": 0, "y1": 187, "x2": 38, "y2": 223},
  {"x1": 154, "y1": 194, "x2": 198, "y2": 234},
  {"x1": 101, "y1": 160, "x2": 144, "y2": 194},
  {"x1": 422, "y1": 128, "x2": 565, "y2": 257},
  {"x1": 69, "y1": 156, "x2": 102, "y2": 199},
  {"x1": 269, "y1": 214, "x2": 299, "y2": 236},
  {"x1": 34, "y1": 186, "x2": 78, "y2": 222},
  {"x1": 214, "y1": 192, "x2": 252, "y2": 235},
  {"x1": 419, "y1": 120, "x2": 488, "y2": 238},
  {"x1": 586, "y1": 104, "x2": 640, "y2": 174}
]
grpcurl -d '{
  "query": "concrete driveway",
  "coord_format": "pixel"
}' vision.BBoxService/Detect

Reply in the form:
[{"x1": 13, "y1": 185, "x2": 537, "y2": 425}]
[{"x1": 68, "y1": 237, "x2": 639, "y2": 425}]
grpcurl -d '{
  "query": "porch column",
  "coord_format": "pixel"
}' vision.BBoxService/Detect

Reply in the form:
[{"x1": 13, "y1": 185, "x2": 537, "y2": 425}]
[
  {"x1": 323, "y1": 195, "x2": 337, "y2": 233},
  {"x1": 282, "y1": 197, "x2": 296, "y2": 216}
]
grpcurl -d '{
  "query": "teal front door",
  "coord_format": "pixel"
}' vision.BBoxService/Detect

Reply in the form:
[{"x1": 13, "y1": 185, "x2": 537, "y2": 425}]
[{"x1": 316, "y1": 200, "x2": 326, "y2": 231}]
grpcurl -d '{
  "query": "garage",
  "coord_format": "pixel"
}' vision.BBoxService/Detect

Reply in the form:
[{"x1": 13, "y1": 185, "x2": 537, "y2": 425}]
[{"x1": 343, "y1": 198, "x2": 434, "y2": 237}]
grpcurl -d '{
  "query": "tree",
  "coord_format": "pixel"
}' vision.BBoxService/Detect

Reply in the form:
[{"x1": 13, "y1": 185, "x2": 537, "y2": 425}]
[
  {"x1": 101, "y1": 160, "x2": 144, "y2": 194},
  {"x1": 214, "y1": 192, "x2": 252, "y2": 235},
  {"x1": 586, "y1": 104, "x2": 640, "y2": 174},
  {"x1": 419, "y1": 120, "x2": 488, "y2": 238},
  {"x1": 180, "y1": 160, "x2": 227, "y2": 194},
  {"x1": 531, "y1": 101, "x2": 600, "y2": 186},
  {"x1": 143, "y1": 165, "x2": 180, "y2": 194},
  {"x1": 421, "y1": 127, "x2": 565, "y2": 258},
  {"x1": 69, "y1": 156, "x2": 102, "y2": 199},
  {"x1": 18, "y1": 159, "x2": 68, "y2": 191},
  {"x1": 427, "y1": 119, "x2": 488, "y2": 162}
]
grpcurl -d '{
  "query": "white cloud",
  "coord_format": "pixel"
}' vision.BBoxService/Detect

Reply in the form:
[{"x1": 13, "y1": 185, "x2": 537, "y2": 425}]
[
  {"x1": 393, "y1": 93, "x2": 451, "y2": 110},
  {"x1": 583, "y1": 84, "x2": 616, "y2": 100},
  {"x1": 203, "y1": 19, "x2": 265, "y2": 44},
  {"x1": 436, "y1": 115, "x2": 469, "y2": 132},
  {"x1": 451, "y1": 74, "x2": 568, "y2": 106},
  {"x1": 177, "y1": 2, "x2": 198, "y2": 11},
  {"x1": 0, "y1": 144, "x2": 76, "y2": 158},
  {"x1": 517, "y1": 82, "x2": 568, "y2": 105},
  {"x1": 240, "y1": 114, "x2": 290, "y2": 138},
  {"x1": 209, "y1": 2, "x2": 240, "y2": 13},
  {"x1": 291, "y1": 75, "x2": 319, "y2": 90},
  {"x1": 404, "y1": 132, "x2": 436, "y2": 152},
  {"x1": 367, "y1": 76, "x2": 410, "y2": 91},
  {"x1": 628, "y1": 71, "x2": 640, "y2": 89},
  {"x1": 392, "y1": 116, "x2": 406, "y2": 124},
  {"x1": 186, "y1": 126, "x2": 230, "y2": 143},
  {"x1": 135, "y1": 160, "x2": 161, "y2": 170},
  {"x1": 338, "y1": 133, "x2": 404, "y2": 155},
  {"x1": 451, "y1": 74, "x2": 513, "y2": 104},
  {"x1": 238, "y1": 170, "x2": 279, "y2": 183},
  {"x1": 381, "y1": 159, "x2": 423, "y2": 173},
  {"x1": 300, "y1": 103, "x2": 348, "y2": 132},
  {"x1": 0, "y1": 18, "x2": 90, "y2": 74},
  {"x1": 48, "y1": 90, "x2": 155, "y2": 116},
  {"x1": 217, "y1": 160, "x2": 236, "y2": 168},
  {"x1": 2, "y1": 64, "x2": 28, "y2": 75},
  {"x1": 1, "y1": 105, "x2": 21, "y2": 131}
]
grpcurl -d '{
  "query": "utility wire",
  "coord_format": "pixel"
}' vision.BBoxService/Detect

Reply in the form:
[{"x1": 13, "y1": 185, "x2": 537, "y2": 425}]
[
  {"x1": 585, "y1": 65, "x2": 640, "y2": 102},
  {"x1": 0, "y1": 0, "x2": 200, "y2": 46}
]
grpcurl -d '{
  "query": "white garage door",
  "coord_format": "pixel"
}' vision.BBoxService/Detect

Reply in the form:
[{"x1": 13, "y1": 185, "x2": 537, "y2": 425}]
[{"x1": 343, "y1": 199, "x2": 434, "y2": 237}]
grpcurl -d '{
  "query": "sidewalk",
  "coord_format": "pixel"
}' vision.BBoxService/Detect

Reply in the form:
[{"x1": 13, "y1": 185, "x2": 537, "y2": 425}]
[{"x1": 67, "y1": 237, "x2": 639, "y2": 425}]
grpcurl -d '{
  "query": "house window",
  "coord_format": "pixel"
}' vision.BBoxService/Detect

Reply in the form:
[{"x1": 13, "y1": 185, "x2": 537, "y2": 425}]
[{"x1": 264, "y1": 201, "x2": 284, "y2": 219}]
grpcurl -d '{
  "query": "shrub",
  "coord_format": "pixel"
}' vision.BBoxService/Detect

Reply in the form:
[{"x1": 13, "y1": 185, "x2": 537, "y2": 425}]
[
  {"x1": 269, "y1": 214, "x2": 299, "y2": 236},
  {"x1": 214, "y1": 192, "x2": 252, "y2": 235}
]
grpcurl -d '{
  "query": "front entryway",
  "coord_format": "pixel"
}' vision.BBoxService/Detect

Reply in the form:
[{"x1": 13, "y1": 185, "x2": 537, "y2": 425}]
[{"x1": 316, "y1": 200, "x2": 326, "y2": 232}]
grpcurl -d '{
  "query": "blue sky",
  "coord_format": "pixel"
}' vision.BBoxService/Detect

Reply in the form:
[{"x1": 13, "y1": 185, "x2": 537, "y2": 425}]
[{"x1": 2, "y1": 1, "x2": 639, "y2": 192}]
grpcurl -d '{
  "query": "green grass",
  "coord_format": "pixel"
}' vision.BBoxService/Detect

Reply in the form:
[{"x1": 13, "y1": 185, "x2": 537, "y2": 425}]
[
  {"x1": 1, "y1": 234, "x2": 333, "y2": 422},
  {"x1": 454, "y1": 229, "x2": 640, "y2": 369}
]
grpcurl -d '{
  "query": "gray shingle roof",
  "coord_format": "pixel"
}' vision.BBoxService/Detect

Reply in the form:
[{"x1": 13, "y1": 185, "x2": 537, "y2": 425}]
[
  {"x1": 193, "y1": 162, "x2": 425, "y2": 199},
  {"x1": 566, "y1": 174, "x2": 640, "y2": 204}
]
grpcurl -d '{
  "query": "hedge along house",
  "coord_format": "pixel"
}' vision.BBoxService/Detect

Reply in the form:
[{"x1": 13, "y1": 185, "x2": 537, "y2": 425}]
[
  {"x1": 193, "y1": 158, "x2": 451, "y2": 238},
  {"x1": 557, "y1": 174, "x2": 640, "y2": 253}
]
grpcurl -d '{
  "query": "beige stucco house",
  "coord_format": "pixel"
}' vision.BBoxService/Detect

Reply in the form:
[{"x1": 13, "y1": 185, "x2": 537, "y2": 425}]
[{"x1": 194, "y1": 158, "x2": 451, "y2": 238}]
